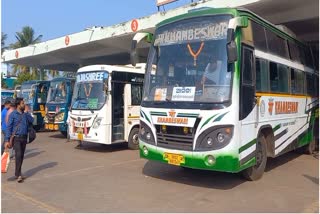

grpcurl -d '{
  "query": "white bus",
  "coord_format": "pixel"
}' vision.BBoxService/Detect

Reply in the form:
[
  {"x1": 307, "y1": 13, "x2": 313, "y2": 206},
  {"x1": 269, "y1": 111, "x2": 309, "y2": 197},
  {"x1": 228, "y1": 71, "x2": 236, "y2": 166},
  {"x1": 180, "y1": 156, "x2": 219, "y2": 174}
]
[
  {"x1": 68, "y1": 64, "x2": 146, "y2": 149},
  {"x1": 132, "y1": 8, "x2": 319, "y2": 180}
]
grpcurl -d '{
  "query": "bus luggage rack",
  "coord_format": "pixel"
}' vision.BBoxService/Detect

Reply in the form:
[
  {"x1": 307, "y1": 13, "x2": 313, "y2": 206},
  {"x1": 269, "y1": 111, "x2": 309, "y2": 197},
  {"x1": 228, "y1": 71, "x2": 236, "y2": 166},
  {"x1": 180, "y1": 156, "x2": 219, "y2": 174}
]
[{"x1": 156, "y1": 126, "x2": 193, "y2": 151}]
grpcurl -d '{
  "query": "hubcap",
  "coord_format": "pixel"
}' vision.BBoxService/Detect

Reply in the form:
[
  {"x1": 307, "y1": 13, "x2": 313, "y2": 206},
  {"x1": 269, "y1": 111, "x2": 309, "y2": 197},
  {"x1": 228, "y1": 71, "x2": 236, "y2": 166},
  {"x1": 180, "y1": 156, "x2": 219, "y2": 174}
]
[
  {"x1": 255, "y1": 142, "x2": 263, "y2": 168},
  {"x1": 132, "y1": 134, "x2": 139, "y2": 145}
]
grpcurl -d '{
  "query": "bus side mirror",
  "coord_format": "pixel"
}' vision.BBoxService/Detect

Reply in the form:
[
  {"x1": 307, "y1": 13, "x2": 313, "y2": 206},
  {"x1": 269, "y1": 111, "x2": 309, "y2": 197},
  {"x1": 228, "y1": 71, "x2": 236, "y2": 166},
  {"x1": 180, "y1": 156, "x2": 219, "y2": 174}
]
[
  {"x1": 130, "y1": 32, "x2": 153, "y2": 66},
  {"x1": 130, "y1": 40, "x2": 138, "y2": 67},
  {"x1": 226, "y1": 28, "x2": 237, "y2": 63},
  {"x1": 227, "y1": 41, "x2": 238, "y2": 63}
]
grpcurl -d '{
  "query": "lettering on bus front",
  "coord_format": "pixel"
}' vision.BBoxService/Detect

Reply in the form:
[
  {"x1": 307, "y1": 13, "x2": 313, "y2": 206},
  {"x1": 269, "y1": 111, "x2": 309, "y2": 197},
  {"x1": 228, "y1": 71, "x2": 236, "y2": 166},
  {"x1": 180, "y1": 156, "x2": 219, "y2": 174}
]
[{"x1": 157, "y1": 117, "x2": 188, "y2": 124}]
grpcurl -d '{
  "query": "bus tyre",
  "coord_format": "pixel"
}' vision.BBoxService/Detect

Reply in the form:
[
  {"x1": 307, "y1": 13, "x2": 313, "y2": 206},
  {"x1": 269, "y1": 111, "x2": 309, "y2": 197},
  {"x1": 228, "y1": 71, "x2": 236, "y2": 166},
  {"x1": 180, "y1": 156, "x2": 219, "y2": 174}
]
[
  {"x1": 304, "y1": 139, "x2": 315, "y2": 155},
  {"x1": 242, "y1": 134, "x2": 267, "y2": 181},
  {"x1": 128, "y1": 128, "x2": 139, "y2": 150}
]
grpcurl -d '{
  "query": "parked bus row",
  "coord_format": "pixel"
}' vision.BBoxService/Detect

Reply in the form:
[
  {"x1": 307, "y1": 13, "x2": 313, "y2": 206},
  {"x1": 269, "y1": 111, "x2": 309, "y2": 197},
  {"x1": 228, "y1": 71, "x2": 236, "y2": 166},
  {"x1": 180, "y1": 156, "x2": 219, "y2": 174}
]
[{"x1": 5, "y1": 7, "x2": 318, "y2": 181}]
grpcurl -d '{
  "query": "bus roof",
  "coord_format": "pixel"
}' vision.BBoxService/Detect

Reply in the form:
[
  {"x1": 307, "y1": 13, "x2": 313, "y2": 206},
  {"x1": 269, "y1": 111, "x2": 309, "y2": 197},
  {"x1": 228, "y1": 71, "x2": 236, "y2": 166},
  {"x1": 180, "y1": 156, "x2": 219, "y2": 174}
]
[{"x1": 77, "y1": 64, "x2": 147, "y2": 75}]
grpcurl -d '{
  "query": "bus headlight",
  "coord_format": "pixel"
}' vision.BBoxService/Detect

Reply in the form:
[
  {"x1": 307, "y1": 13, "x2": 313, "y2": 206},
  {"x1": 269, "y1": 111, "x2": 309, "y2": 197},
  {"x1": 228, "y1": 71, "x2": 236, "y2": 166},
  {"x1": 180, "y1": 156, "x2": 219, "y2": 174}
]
[
  {"x1": 195, "y1": 126, "x2": 234, "y2": 151},
  {"x1": 139, "y1": 121, "x2": 155, "y2": 145},
  {"x1": 54, "y1": 112, "x2": 65, "y2": 122},
  {"x1": 93, "y1": 117, "x2": 102, "y2": 129},
  {"x1": 44, "y1": 115, "x2": 48, "y2": 123}
]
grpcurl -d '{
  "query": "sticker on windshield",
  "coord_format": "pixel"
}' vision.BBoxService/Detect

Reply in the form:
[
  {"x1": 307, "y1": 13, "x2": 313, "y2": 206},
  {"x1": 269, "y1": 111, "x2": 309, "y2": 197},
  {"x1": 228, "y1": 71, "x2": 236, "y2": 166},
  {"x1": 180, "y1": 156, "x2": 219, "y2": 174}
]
[
  {"x1": 88, "y1": 98, "x2": 98, "y2": 109},
  {"x1": 172, "y1": 87, "x2": 195, "y2": 101},
  {"x1": 154, "y1": 88, "x2": 167, "y2": 101}
]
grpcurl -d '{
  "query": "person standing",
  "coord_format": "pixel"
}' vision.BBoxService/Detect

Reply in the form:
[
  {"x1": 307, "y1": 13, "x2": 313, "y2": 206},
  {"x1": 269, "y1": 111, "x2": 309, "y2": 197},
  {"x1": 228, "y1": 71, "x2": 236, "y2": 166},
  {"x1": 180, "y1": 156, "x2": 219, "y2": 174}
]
[
  {"x1": 6, "y1": 102, "x2": 17, "y2": 158},
  {"x1": 5, "y1": 98, "x2": 34, "y2": 183},
  {"x1": 1, "y1": 100, "x2": 11, "y2": 155}
]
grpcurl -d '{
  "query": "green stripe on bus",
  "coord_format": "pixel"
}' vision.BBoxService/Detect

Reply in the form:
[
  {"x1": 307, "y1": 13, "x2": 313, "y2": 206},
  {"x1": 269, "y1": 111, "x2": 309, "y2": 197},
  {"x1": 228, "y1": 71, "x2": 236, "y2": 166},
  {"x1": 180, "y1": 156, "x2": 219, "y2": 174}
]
[
  {"x1": 177, "y1": 113, "x2": 199, "y2": 118},
  {"x1": 141, "y1": 110, "x2": 151, "y2": 124},
  {"x1": 150, "y1": 111, "x2": 167, "y2": 116},
  {"x1": 213, "y1": 112, "x2": 229, "y2": 122},
  {"x1": 239, "y1": 139, "x2": 256, "y2": 153},
  {"x1": 273, "y1": 124, "x2": 281, "y2": 132},
  {"x1": 200, "y1": 114, "x2": 218, "y2": 129}
]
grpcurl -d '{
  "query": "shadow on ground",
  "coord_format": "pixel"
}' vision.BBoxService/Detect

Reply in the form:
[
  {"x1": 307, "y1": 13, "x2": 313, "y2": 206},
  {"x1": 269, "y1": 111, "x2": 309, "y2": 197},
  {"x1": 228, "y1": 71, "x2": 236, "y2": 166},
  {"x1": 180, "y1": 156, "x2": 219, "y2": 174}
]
[
  {"x1": 72, "y1": 141, "x2": 129, "y2": 153},
  {"x1": 142, "y1": 151, "x2": 310, "y2": 189},
  {"x1": 7, "y1": 162, "x2": 58, "y2": 181}
]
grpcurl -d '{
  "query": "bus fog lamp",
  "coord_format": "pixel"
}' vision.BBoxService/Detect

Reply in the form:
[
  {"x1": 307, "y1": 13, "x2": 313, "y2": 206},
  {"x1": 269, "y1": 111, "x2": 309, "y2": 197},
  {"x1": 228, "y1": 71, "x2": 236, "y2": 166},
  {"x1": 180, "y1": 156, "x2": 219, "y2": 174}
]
[
  {"x1": 217, "y1": 132, "x2": 225, "y2": 143},
  {"x1": 143, "y1": 146, "x2": 149, "y2": 156},
  {"x1": 206, "y1": 155, "x2": 215, "y2": 166}
]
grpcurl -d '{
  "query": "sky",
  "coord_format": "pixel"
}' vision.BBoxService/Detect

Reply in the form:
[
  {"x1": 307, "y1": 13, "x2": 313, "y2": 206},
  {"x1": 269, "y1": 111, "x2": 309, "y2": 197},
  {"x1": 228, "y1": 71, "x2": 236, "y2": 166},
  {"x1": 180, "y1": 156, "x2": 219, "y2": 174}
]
[{"x1": 1, "y1": 0, "x2": 194, "y2": 46}]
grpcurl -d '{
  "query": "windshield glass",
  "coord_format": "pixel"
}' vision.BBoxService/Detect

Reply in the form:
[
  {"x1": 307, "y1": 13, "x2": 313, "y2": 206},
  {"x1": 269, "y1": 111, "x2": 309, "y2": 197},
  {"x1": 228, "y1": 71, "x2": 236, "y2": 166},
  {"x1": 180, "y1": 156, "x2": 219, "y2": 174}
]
[
  {"x1": 143, "y1": 15, "x2": 232, "y2": 108},
  {"x1": 72, "y1": 71, "x2": 108, "y2": 110},
  {"x1": 21, "y1": 83, "x2": 34, "y2": 105},
  {"x1": 47, "y1": 80, "x2": 68, "y2": 103}
]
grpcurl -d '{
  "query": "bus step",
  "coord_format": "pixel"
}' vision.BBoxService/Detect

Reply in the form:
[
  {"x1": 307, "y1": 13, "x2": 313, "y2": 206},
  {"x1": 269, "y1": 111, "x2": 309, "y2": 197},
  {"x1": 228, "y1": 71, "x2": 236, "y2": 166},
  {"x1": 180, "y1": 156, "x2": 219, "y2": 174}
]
[{"x1": 113, "y1": 132, "x2": 124, "y2": 141}]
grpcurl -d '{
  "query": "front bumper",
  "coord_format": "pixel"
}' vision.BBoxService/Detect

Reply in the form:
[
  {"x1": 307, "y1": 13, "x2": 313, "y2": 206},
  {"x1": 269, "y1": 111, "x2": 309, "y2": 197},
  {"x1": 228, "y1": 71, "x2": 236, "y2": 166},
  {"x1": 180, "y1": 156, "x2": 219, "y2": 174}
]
[{"x1": 139, "y1": 141, "x2": 254, "y2": 173}]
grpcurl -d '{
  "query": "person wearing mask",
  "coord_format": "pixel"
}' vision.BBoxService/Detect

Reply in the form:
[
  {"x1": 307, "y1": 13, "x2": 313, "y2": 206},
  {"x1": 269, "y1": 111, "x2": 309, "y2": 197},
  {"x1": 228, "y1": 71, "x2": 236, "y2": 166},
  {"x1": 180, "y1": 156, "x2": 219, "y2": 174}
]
[
  {"x1": 1, "y1": 100, "x2": 11, "y2": 155},
  {"x1": 4, "y1": 97, "x2": 34, "y2": 183}
]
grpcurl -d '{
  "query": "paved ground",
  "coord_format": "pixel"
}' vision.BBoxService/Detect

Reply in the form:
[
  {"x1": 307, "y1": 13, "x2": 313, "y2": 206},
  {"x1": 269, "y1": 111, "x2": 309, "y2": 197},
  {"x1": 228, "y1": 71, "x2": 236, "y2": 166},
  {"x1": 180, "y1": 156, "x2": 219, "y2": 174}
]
[{"x1": 1, "y1": 131, "x2": 319, "y2": 213}]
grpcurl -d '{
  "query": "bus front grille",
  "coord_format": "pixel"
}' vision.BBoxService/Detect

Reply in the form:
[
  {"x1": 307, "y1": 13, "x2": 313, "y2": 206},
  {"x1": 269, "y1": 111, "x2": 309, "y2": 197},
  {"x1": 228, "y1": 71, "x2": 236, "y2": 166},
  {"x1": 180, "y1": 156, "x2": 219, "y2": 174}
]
[{"x1": 156, "y1": 126, "x2": 193, "y2": 151}]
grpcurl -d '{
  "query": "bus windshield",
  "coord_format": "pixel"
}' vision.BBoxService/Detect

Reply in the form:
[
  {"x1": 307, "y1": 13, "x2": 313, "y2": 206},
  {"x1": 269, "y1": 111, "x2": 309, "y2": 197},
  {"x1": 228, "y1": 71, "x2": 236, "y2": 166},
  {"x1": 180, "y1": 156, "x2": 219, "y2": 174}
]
[
  {"x1": 47, "y1": 80, "x2": 68, "y2": 103},
  {"x1": 21, "y1": 83, "x2": 34, "y2": 105},
  {"x1": 72, "y1": 71, "x2": 108, "y2": 110},
  {"x1": 143, "y1": 15, "x2": 233, "y2": 108}
]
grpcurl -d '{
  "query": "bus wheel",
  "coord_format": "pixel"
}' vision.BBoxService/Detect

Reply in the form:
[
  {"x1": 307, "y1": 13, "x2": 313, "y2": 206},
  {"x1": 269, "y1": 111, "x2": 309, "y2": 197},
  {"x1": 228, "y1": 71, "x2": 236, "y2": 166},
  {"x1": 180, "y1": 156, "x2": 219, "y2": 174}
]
[
  {"x1": 242, "y1": 134, "x2": 267, "y2": 181},
  {"x1": 128, "y1": 128, "x2": 139, "y2": 150},
  {"x1": 34, "y1": 125, "x2": 41, "y2": 132},
  {"x1": 304, "y1": 139, "x2": 315, "y2": 155}
]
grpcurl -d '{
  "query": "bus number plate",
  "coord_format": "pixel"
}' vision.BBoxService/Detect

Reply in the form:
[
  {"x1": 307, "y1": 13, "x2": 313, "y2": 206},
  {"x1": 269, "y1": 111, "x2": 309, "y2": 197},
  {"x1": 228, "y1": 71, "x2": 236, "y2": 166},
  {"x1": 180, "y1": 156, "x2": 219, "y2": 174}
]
[
  {"x1": 78, "y1": 133, "x2": 83, "y2": 140},
  {"x1": 163, "y1": 153, "x2": 185, "y2": 166}
]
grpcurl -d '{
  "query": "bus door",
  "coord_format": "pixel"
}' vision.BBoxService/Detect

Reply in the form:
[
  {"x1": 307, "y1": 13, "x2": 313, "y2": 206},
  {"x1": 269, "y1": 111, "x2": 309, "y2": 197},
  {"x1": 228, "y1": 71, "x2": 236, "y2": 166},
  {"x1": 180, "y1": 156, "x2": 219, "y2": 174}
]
[
  {"x1": 112, "y1": 81, "x2": 125, "y2": 141},
  {"x1": 239, "y1": 45, "x2": 257, "y2": 149},
  {"x1": 123, "y1": 83, "x2": 142, "y2": 140}
]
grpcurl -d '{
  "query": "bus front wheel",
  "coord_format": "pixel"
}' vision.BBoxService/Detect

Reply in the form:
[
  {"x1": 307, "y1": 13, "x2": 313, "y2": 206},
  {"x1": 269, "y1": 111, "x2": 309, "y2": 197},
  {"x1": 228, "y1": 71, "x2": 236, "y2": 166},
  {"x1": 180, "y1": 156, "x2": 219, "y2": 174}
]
[
  {"x1": 128, "y1": 128, "x2": 139, "y2": 150},
  {"x1": 242, "y1": 134, "x2": 267, "y2": 181}
]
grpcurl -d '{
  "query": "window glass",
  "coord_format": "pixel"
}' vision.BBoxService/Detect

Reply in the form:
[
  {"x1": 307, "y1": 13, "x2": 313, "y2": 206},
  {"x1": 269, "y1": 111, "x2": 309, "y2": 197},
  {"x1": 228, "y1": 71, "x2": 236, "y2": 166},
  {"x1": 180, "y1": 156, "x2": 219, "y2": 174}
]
[
  {"x1": 288, "y1": 41, "x2": 301, "y2": 63},
  {"x1": 251, "y1": 21, "x2": 267, "y2": 52},
  {"x1": 269, "y1": 62, "x2": 289, "y2": 93},
  {"x1": 242, "y1": 47, "x2": 254, "y2": 84},
  {"x1": 131, "y1": 84, "x2": 143, "y2": 105},
  {"x1": 306, "y1": 73, "x2": 314, "y2": 96},
  {"x1": 290, "y1": 69, "x2": 304, "y2": 94},
  {"x1": 256, "y1": 58, "x2": 269, "y2": 92},
  {"x1": 266, "y1": 29, "x2": 289, "y2": 59}
]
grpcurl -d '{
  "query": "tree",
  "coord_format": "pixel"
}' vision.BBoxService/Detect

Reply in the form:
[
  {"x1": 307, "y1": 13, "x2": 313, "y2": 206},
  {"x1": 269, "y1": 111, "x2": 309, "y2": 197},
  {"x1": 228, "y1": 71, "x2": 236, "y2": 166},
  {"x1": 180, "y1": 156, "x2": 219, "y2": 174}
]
[
  {"x1": 1, "y1": 74, "x2": 8, "y2": 88},
  {"x1": 1, "y1": 32, "x2": 7, "y2": 54},
  {"x1": 15, "y1": 72, "x2": 33, "y2": 86},
  {"x1": 10, "y1": 26, "x2": 43, "y2": 76}
]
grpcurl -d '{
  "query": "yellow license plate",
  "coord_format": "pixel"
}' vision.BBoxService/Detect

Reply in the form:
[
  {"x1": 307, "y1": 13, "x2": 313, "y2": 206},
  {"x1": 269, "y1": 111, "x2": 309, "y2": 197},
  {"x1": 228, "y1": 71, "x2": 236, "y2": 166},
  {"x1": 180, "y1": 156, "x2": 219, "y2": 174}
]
[
  {"x1": 49, "y1": 124, "x2": 54, "y2": 130},
  {"x1": 163, "y1": 153, "x2": 185, "y2": 166},
  {"x1": 78, "y1": 133, "x2": 83, "y2": 140}
]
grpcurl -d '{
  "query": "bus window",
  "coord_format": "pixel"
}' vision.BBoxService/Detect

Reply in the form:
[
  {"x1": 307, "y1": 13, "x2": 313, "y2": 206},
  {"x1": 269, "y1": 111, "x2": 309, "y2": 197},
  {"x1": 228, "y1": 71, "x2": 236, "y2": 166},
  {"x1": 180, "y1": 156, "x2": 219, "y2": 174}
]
[
  {"x1": 306, "y1": 73, "x2": 314, "y2": 96},
  {"x1": 251, "y1": 21, "x2": 267, "y2": 52},
  {"x1": 255, "y1": 58, "x2": 269, "y2": 92},
  {"x1": 290, "y1": 69, "x2": 304, "y2": 94},
  {"x1": 269, "y1": 62, "x2": 289, "y2": 93},
  {"x1": 131, "y1": 84, "x2": 143, "y2": 106},
  {"x1": 266, "y1": 29, "x2": 289, "y2": 59}
]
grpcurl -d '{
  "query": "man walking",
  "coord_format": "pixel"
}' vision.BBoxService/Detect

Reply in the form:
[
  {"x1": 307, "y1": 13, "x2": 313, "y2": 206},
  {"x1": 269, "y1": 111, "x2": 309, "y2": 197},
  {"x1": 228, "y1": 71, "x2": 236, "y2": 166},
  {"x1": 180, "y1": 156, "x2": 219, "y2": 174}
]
[{"x1": 5, "y1": 98, "x2": 34, "y2": 183}]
